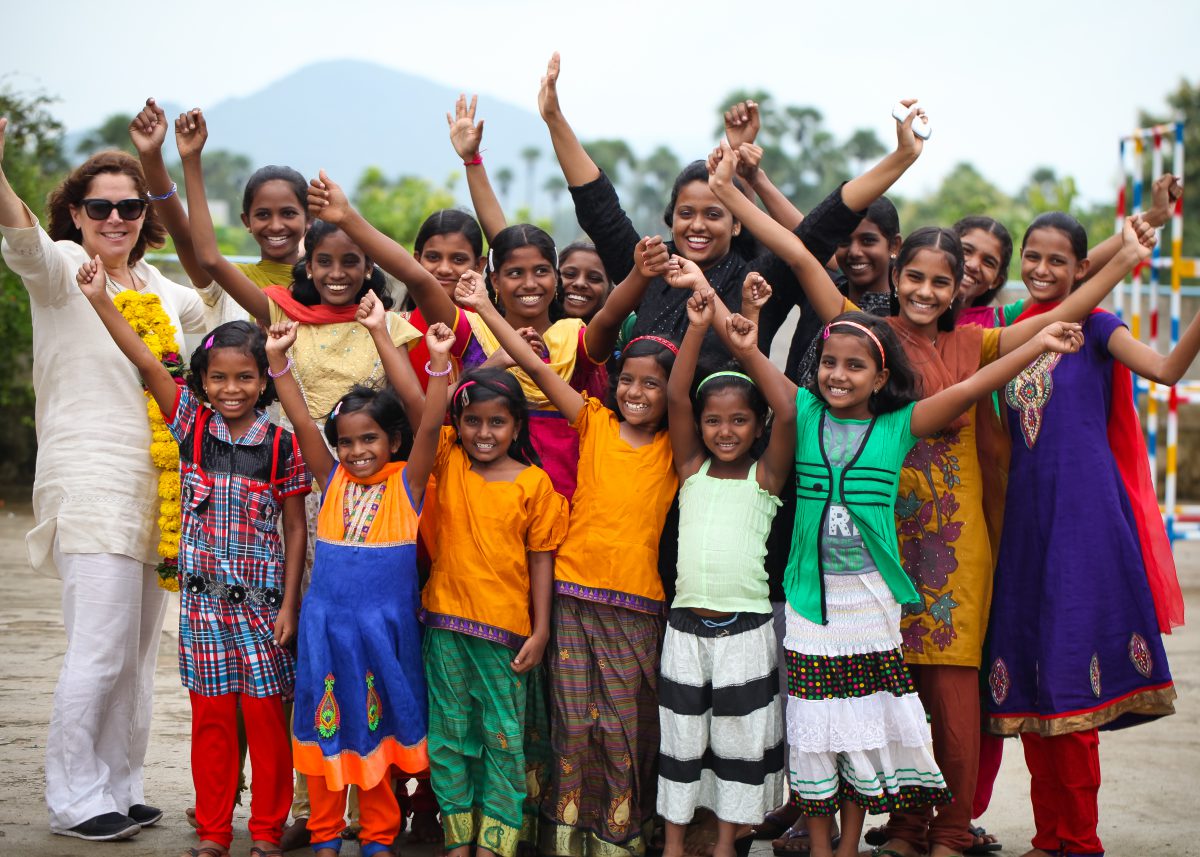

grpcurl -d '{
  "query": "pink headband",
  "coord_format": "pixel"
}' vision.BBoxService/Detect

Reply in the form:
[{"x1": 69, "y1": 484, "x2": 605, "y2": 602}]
[
  {"x1": 823, "y1": 320, "x2": 886, "y2": 369},
  {"x1": 454, "y1": 380, "x2": 477, "y2": 407},
  {"x1": 625, "y1": 335, "x2": 679, "y2": 356}
]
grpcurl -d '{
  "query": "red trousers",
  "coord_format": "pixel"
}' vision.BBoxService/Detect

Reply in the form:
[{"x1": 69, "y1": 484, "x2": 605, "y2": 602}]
[
  {"x1": 887, "y1": 665, "x2": 979, "y2": 854},
  {"x1": 972, "y1": 732, "x2": 1005, "y2": 819},
  {"x1": 1022, "y1": 730, "x2": 1104, "y2": 855},
  {"x1": 189, "y1": 691, "x2": 291, "y2": 848},
  {"x1": 307, "y1": 773, "x2": 401, "y2": 848}
]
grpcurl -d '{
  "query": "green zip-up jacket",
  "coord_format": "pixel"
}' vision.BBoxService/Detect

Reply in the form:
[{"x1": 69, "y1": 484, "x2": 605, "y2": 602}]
[{"x1": 784, "y1": 389, "x2": 921, "y2": 624}]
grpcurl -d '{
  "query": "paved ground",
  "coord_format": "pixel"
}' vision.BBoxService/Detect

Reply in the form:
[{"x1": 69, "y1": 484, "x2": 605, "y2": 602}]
[{"x1": 0, "y1": 505, "x2": 1196, "y2": 856}]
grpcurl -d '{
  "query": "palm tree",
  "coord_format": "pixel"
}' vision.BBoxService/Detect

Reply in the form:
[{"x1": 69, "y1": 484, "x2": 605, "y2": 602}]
[
  {"x1": 520, "y1": 146, "x2": 541, "y2": 213},
  {"x1": 582, "y1": 139, "x2": 636, "y2": 185},
  {"x1": 76, "y1": 113, "x2": 135, "y2": 156},
  {"x1": 495, "y1": 167, "x2": 516, "y2": 207},
  {"x1": 543, "y1": 175, "x2": 567, "y2": 219}
]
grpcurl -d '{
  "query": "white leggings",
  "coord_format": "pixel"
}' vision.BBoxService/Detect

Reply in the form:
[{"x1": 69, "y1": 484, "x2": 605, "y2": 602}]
[{"x1": 45, "y1": 540, "x2": 166, "y2": 830}]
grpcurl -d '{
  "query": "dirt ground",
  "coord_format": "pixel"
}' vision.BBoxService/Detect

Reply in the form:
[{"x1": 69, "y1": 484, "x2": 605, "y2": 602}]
[{"x1": 0, "y1": 505, "x2": 1196, "y2": 856}]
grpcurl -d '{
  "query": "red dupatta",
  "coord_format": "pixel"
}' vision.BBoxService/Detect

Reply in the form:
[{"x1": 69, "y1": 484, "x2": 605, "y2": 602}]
[
  {"x1": 1014, "y1": 301, "x2": 1184, "y2": 633},
  {"x1": 263, "y1": 285, "x2": 361, "y2": 324}
]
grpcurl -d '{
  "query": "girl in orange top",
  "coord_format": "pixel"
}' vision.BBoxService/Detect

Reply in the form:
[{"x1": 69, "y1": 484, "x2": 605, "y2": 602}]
[
  {"x1": 419, "y1": 359, "x2": 569, "y2": 857},
  {"x1": 456, "y1": 269, "x2": 677, "y2": 857}
]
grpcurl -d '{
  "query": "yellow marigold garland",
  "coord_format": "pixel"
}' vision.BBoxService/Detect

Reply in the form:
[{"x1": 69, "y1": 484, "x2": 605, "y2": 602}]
[{"x1": 113, "y1": 291, "x2": 186, "y2": 592}]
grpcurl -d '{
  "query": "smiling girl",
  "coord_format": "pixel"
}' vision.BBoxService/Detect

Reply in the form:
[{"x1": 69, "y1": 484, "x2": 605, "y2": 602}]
[
  {"x1": 984, "y1": 211, "x2": 1195, "y2": 857},
  {"x1": 709, "y1": 138, "x2": 1157, "y2": 856},
  {"x1": 455, "y1": 266, "x2": 678, "y2": 857},
  {"x1": 80, "y1": 257, "x2": 311, "y2": 857}
]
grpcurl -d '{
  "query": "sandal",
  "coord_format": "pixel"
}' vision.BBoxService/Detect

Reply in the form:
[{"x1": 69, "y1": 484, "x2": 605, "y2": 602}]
[
  {"x1": 964, "y1": 826, "x2": 1003, "y2": 855},
  {"x1": 753, "y1": 809, "x2": 797, "y2": 841},
  {"x1": 249, "y1": 848, "x2": 284, "y2": 857},
  {"x1": 182, "y1": 847, "x2": 228, "y2": 857}
]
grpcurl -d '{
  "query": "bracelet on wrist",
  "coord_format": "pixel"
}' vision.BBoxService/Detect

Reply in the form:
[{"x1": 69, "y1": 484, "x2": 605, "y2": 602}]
[
  {"x1": 463, "y1": 154, "x2": 483, "y2": 167},
  {"x1": 147, "y1": 181, "x2": 177, "y2": 202},
  {"x1": 268, "y1": 357, "x2": 294, "y2": 379},
  {"x1": 425, "y1": 360, "x2": 452, "y2": 378}
]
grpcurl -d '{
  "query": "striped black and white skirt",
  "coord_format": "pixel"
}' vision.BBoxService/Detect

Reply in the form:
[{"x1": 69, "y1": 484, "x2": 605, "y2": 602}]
[
  {"x1": 657, "y1": 608, "x2": 786, "y2": 825},
  {"x1": 783, "y1": 572, "x2": 949, "y2": 816}
]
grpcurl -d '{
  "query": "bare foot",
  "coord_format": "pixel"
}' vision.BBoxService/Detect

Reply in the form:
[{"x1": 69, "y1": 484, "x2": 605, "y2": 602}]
[
  {"x1": 179, "y1": 839, "x2": 227, "y2": 857},
  {"x1": 185, "y1": 806, "x2": 199, "y2": 830}
]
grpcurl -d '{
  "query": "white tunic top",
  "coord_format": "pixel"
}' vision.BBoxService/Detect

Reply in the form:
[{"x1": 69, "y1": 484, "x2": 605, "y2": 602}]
[{"x1": 1, "y1": 212, "x2": 206, "y2": 577}]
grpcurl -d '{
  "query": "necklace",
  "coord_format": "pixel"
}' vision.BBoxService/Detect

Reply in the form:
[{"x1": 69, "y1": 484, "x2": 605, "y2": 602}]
[{"x1": 104, "y1": 267, "x2": 144, "y2": 297}]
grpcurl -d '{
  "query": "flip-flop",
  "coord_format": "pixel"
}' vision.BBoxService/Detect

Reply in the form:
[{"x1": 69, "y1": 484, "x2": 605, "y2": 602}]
[{"x1": 964, "y1": 826, "x2": 1003, "y2": 855}]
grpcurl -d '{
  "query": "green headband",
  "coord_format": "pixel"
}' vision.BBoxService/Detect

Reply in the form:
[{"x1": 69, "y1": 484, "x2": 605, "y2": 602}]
[{"x1": 696, "y1": 370, "x2": 755, "y2": 392}]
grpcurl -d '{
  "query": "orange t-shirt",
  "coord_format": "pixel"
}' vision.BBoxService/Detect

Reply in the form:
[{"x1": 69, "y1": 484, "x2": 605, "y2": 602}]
[
  {"x1": 554, "y1": 397, "x2": 677, "y2": 612},
  {"x1": 421, "y1": 427, "x2": 569, "y2": 648}
]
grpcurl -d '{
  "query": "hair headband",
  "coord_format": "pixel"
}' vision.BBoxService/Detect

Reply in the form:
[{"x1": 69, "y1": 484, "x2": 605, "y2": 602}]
[
  {"x1": 454, "y1": 380, "x2": 477, "y2": 407},
  {"x1": 823, "y1": 320, "x2": 886, "y2": 369},
  {"x1": 696, "y1": 370, "x2": 755, "y2": 392},
  {"x1": 624, "y1": 335, "x2": 679, "y2": 356},
  {"x1": 331, "y1": 401, "x2": 343, "y2": 418}
]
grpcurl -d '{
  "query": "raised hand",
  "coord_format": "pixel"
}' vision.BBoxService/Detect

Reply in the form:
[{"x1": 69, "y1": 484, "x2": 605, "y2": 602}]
[
  {"x1": 426, "y1": 321, "x2": 456, "y2": 359},
  {"x1": 516, "y1": 326, "x2": 548, "y2": 359},
  {"x1": 1146, "y1": 173, "x2": 1184, "y2": 228},
  {"x1": 725, "y1": 312, "x2": 759, "y2": 354},
  {"x1": 538, "y1": 52, "x2": 563, "y2": 122},
  {"x1": 1038, "y1": 321, "x2": 1084, "y2": 355},
  {"x1": 1123, "y1": 213, "x2": 1158, "y2": 262},
  {"x1": 128, "y1": 98, "x2": 168, "y2": 155},
  {"x1": 75, "y1": 255, "x2": 107, "y2": 300},
  {"x1": 174, "y1": 109, "x2": 208, "y2": 161},
  {"x1": 742, "y1": 272, "x2": 773, "y2": 312},
  {"x1": 447, "y1": 94, "x2": 484, "y2": 163},
  {"x1": 307, "y1": 170, "x2": 351, "y2": 224},
  {"x1": 894, "y1": 98, "x2": 927, "y2": 161},
  {"x1": 453, "y1": 270, "x2": 490, "y2": 311},
  {"x1": 724, "y1": 100, "x2": 761, "y2": 149},
  {"x1": 707, "y1": 140, "x2": 739, "y2": 189},
  {"x1": 735, "y1": 142, "x2": 763, "y2": 183},
  {"x1": 356, "y1": 291, "x2": 386, "y2": 332},
  {"x1": 265, "y1": 321, "x2": 298, "y2": 357},
  {"x1": 635, "y1": 235, "x2": 669, "y2": 278},
  {"x1": 686, "y1": 286, "x2": 716, "y2": 329},
  {"x1": 664, "y1": 254, "x2": 709, "y2": 291}
]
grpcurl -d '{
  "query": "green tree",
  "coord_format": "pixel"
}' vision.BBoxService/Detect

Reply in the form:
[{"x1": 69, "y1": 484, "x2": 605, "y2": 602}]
[
  {"x1": 844, "y1": 128, "x2": 887, "y2": 174},
  {"x1": 353, "y1": 167, "x2": 457, "y2": 247},
  {"x1": 75, "y1": 112, "x2": 135, "y2": 156},
  {"x1": 582, "y1": 139, "x2": 636, "y2": 185},
  {"x1": 495, "y1": 166, "x2": 515, "y2": 206},
  {"x1": 520, "y1": 145, "x2": 541, "y2": 213},
  {"x1": 543, "y1": 174, "x2": 567, "y2": 218},
  {"x1": 0, "y1": 85, "x2": 68, "y2": 484}
]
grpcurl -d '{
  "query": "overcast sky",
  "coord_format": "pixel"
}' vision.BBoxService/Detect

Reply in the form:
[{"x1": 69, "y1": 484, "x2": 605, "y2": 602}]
[{"x1": 6, "y1": 0, "x2": 1197, "y2": 205}]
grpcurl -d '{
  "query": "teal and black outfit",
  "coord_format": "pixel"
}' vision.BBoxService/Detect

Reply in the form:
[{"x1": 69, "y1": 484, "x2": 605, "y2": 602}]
[{"x1": 781, "y1": 389, "x2": 949, "y2": 815}]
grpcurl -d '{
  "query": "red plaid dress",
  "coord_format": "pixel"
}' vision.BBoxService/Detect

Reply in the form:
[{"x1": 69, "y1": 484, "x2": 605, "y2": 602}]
[{"x1": 167, "y1": 386, "x2": 311, "y2": 697}]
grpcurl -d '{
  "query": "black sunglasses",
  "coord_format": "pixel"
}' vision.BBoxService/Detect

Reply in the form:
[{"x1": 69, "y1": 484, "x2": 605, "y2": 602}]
[{"x1": 80, "y1": 198, "x2": 148, "y2": 221}]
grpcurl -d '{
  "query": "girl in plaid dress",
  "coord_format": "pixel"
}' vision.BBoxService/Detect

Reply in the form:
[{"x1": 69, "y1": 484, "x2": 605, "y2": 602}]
[{"x1": 81, "y1": 254, "x2": 311, "y2": 857}]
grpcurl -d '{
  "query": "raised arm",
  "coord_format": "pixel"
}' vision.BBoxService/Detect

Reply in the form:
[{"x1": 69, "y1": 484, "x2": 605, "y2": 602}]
[
  {"x1": 307, "y1": 170, "x2": 456, "y2": 328},
  {"x1": 668, "y1": 288, "x2": 714, "y2": 481},
  {"x1": 129, "y1": 98, "x2": 210, "y2": 288},
  {"x1": 404, "y1": 323, "x2": 454, "y2": 509},
  {"x1": 0, "y1": 119, "x2": 36, "y2": 228},
  {"x1": 77, "y1": 255, "x2": 180, "y2": 413},
  {"x1": 999, "y1": 214, "x2": 1155, "y2": 356},
  {"x1": 447, "y1": 95, "x2": 507, "y2": 242},
  {"x1": 724, "y1": 312, "x2": 797, "y2": 496},
  {"x1": 1083, "y1": 174, "x2": 1181, "y2": 279},
  {"x1": 582, "y1": 235, "x2": 669, "y2": 360},
  {"x1": 176, "y1": 110, "x2": 270, "y2": 322},
  {"x1": 356, "y1": 292, "x2": 424, "y2": 422},
  {"x1": 912, "y1": 322, "x2": 1083, "y2": 437},
  {"x1": 840, "y1": 100, "x2": 925, "y2": 212},
  {"x1": 539, "y1": 52, "x2": 600, "y2": 187},
  {"x1": 265, "y1": 322, "x2": 335, "y2": 488},
  {"x1": 708, "y1": 143, "x2": 844, "y2": 322},
  {"x1": 454, "y1": 271, "x2": 585, "y2": 422},
  {"x1": 748, "y1": 163, "x2": 804, "y2": 230}
]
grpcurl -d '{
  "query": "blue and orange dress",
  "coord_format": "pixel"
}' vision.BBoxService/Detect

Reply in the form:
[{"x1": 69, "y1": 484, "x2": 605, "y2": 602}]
[{"x1": 292, "y1": 461, "x2": 430, "y2": 854}]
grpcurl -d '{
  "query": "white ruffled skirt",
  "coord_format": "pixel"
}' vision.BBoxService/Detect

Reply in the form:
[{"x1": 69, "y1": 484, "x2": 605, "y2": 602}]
[{"x1": 783, "y1": 573, "x2": 948, "y2": 815}]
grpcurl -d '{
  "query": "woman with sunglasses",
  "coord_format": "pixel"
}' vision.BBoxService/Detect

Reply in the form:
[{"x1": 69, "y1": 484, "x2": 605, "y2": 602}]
[{"x1": 0, "y1": 118, "x2": 207, "y2": 843}]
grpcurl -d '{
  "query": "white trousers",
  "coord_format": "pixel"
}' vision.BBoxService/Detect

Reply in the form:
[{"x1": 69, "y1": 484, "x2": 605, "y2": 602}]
[{"x1": 45, "y1": 541, "x2": 167, "y2": 830}]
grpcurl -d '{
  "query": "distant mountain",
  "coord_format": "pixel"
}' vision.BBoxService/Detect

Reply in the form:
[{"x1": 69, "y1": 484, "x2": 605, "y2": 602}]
[{"x1": 199, "y1": 60, "x2": 550, "y2": 200}]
